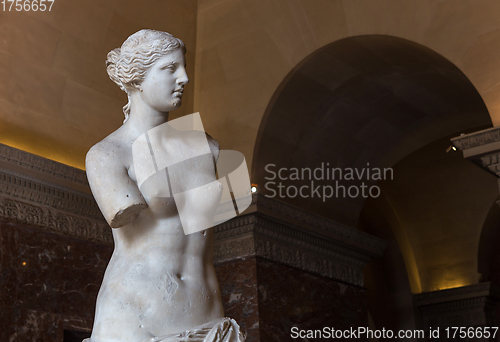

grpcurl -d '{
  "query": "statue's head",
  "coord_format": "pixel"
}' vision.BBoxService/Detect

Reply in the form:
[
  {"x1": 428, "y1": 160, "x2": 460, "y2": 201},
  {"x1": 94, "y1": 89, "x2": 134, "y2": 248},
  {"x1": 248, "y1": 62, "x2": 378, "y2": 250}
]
[{"x1": 106, "y1": 29, "x2": 186, "y2": 122}]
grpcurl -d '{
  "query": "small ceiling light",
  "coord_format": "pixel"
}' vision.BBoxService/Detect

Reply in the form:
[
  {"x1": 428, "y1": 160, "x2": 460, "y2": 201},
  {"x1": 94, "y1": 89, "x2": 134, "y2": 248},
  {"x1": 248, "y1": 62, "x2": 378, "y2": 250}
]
[
  {"x1": 22, "y1": 261, "x2": 26, "y2": 266},
  {"x1": 251, "y1": 184, "x2": 258, "y2": 193},
  {"x1": 446, "y1": 145, "x2": 457, "y2": 153}
]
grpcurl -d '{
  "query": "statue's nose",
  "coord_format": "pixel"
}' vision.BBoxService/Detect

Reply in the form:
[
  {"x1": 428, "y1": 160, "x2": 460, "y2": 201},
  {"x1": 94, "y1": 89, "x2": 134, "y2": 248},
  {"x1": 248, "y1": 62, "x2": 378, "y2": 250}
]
[{"x1": 177, "y1": 69, "x2": 189, "y2": 86}]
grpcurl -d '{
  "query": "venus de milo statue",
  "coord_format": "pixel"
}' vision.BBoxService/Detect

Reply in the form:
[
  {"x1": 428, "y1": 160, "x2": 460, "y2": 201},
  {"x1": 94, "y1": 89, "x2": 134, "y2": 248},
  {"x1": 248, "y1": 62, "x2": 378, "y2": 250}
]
[{"x1": 84, "y1": 29, "x2": 245, "y2": 342}]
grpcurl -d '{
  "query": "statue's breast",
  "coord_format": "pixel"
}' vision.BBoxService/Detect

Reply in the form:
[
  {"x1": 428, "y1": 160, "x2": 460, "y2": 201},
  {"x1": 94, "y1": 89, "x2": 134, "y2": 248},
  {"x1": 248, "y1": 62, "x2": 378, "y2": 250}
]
[{"x1": 131, "y1": 129, "x2": 215, "y2": 196}]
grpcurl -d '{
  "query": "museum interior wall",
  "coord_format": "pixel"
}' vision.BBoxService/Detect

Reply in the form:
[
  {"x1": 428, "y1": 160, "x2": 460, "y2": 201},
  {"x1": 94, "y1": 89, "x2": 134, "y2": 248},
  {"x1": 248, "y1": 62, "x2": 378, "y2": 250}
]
[
  {"x1": 3, "y1": 0, "x2": 500, "y2": 341},
  {"x1": 0, "y1": 0, "x2": 197, "y2": 169}
]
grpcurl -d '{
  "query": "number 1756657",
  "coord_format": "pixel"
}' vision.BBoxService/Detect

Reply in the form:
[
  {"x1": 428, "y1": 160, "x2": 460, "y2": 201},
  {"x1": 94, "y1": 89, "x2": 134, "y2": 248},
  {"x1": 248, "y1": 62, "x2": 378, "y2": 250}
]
[{"x1": 2, "y1": 0, "x2": 54, "y2": 11}]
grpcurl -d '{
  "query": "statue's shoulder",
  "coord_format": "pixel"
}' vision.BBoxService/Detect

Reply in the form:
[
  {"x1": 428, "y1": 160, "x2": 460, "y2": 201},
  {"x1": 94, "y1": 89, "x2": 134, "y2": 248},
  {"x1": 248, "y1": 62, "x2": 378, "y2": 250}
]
[
  {"x1": 205, "y1": 132, "x2": 220, "y2": 162},
  {"x1": 86, "y1": 131, "x2": 127, "y2": 170}
]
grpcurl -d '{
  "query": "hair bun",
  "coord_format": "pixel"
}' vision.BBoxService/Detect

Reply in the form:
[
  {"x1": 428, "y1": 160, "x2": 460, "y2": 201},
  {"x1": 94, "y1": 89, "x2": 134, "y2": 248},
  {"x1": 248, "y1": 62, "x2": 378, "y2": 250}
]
[
  {"x1": 106, "y1": 48, "x2": 121, "y2": 67},
  {"x1": 106, "y1": 48, "x2": 125, "y2": 92}
]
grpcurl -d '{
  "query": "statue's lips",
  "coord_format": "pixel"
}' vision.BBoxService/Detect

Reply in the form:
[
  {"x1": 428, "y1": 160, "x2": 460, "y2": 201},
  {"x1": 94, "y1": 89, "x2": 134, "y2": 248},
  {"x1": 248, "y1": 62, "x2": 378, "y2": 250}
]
[{"x1": 173, "y1": 89, "x2": 183, "y2": 97}]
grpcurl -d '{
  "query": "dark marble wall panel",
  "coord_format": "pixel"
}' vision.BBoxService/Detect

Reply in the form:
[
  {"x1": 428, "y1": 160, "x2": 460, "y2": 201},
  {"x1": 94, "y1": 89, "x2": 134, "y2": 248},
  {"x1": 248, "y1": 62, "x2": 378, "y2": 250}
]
[
  {"x1": 0, "y1": 306, "x2": 93, "y2": 342},
  {"x1": 256, "y1": 258, "x2": 368, "y2": 342},
  {"x1": 215, "y1": 256, "x2": 368, "y2": 342},
  {"x1": 0, "y1": 219, "x2": 112, "y2": 341},
  {"x1": 2, "y1": 220, "x2": 369, "y2": 342},
  {"x1": 0, "y1": 222, "x2": 19, "y2": 308},
  {"x1": 1, "y1": 307, "x2": 61, "y2": 342},
  {"x1": 215, "y1": 257, "x2": 260, "y2": 342}
]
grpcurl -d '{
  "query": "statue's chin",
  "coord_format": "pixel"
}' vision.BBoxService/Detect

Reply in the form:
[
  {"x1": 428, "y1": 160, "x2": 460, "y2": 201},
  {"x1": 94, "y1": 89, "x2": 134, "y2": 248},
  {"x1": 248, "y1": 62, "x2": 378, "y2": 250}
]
[
  {"x1": 171, "y1": 98, "x2": 182, "y2": 109},
  {"x1": 157, "y1": 99, "x2": 182, "y2": 113}
]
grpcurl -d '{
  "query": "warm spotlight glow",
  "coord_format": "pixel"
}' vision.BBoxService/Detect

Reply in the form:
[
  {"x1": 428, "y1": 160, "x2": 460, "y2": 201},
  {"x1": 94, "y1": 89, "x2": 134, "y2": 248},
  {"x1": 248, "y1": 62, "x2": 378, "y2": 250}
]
[
  {"x1": 434, "y1": 279, "x2": 469, "y2": 291},
  {"x1": 22, "y1": 262, "x2": 26, "y2": 266},
  {"x1": 251, "y1": 183, "x2": 258, "y2": 193},
  {"x1": 438, "y1": 284, "x2": 465, "y2": 291},
  {"x1": 0, "y1": 137, "x2": 85, "y2": 170}
]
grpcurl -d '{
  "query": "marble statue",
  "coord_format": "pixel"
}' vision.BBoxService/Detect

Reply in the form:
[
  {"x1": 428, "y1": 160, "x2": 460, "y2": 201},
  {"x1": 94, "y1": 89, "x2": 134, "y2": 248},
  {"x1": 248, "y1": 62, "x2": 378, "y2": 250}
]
[{"x1": 84, "y1": 29, "x2": 245, "y2": 342}]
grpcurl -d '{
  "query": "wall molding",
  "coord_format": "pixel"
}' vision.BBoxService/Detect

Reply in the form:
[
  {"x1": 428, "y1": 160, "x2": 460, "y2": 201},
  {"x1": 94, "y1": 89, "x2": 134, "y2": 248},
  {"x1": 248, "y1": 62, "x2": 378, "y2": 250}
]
[
  {"x1": 414, "y1": 283, "x2": 500, "y2": 328},
  {"x1": 251, "y1": 194, "x2": 387, "y2": 254},
  {"x1": 451, "y1": 127, "x2": 500, "y2": 151},
  {"x1": 0, "y1": 197, "x2": 112, "y2": 244},
  {"x1": 0, "y1": 144, "x2": 111, "y2": 244},
  {"x1": 214, "y1": 195, "x2": 386, "y2": 286},
  {"x1": 0, "y1": 144, "x2": 88, "y2": 186},
  {"x1": 451, "y1": 127, "x2": 500, "y2": 178}
]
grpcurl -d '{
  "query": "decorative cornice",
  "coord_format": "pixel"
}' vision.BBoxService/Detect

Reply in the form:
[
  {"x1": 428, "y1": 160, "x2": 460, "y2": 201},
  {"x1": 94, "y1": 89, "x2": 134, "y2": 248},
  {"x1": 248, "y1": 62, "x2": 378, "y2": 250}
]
[
  {"x1": 0, "y1": 144, "x2": 88, "y2": 186},
  {"x1": 451, "y1": 126, "x2": 500, "y2": 150},
  {"x1": 215, "y1": 233, "x2": 364, "y2": 287},
  {"x1": 419, "y1": 297, "x2": 489, "y2": 315},
  {"x1": 414, "y1": 283, "x2": 500, "y2": 328},
  {"x1": 0, "y1": 198, "x2": 112, "y2": 244},
  {"x1": 0, "y1": 144, "x2": 110, "y2": 244},
  {"x1": 0, "y1": 168, "x2": 101, "y2": 219},
  {"x1": 252, "y1": 194, "x2": 387, "y2": 255},
  {"x1": 478, "y1": 154, "x2": 500, "y2": 176},
  {"x1": 214, "y1": 196, "x2": 387, "y2": 286},
  {"x1": 414, "y1": 282, "x2": 500, "y2": 305},
  {"x1": 451, "y1": 128, "x2": 500, "y2": 178},
  {"x1": 214, "y1": 214, "x2": 369, "y2": 267}
]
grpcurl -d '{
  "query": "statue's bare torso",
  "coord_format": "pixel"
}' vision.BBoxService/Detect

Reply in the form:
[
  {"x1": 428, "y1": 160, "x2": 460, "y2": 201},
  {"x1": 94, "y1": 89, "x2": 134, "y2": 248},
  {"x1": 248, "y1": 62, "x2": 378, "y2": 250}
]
[{"x1": 86, "y1": 124, "x2": 224, "y2": 342}]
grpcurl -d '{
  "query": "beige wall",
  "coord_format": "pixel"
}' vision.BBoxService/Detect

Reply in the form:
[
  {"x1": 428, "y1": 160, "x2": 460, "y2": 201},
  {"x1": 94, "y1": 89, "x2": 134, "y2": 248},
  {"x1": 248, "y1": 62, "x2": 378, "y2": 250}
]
[
  {"x1": 4, "y1": 0, "x2": 500, "y2": 171},
  {"x1": 0, "y1": 0, "x2": 197, "y2": 169},
  {"x1": 195, "y1": 0, "x2": 500, "y2": 169}
]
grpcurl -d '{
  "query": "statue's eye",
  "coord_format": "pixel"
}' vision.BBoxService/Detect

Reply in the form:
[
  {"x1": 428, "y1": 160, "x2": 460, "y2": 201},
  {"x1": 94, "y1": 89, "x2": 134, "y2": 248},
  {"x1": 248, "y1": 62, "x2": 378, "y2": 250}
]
[{"x1": 161, "y1": 64, "x2": 176, "y2": 72}]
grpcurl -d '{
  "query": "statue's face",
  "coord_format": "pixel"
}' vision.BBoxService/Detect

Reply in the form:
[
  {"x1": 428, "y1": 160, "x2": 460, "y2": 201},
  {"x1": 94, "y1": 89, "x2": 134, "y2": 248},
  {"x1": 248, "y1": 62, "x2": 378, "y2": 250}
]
[{"x1": 139, "y1": 48, "x2": 189, "y2": 113}]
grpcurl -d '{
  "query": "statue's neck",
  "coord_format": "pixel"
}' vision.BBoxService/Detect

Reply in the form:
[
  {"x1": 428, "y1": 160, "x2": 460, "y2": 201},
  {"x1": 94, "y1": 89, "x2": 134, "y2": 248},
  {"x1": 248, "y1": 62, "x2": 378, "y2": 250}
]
[{"x1": 125, "y1": 95, "x2": 169, "y2": 136}]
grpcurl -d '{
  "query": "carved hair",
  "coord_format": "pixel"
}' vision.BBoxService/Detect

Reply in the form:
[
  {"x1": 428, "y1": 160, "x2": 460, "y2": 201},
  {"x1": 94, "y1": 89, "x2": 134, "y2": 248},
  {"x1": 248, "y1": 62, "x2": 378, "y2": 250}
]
[{"x1": 106, "y1": 29, "x2": 185, "y2": 123}]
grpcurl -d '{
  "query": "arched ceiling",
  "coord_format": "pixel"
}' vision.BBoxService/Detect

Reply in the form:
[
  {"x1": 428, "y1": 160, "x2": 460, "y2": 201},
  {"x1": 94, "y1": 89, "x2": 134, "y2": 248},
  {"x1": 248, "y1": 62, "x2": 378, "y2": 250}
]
[{"x1": 252, "y1": 35, "x2": 492, "y2": 227}]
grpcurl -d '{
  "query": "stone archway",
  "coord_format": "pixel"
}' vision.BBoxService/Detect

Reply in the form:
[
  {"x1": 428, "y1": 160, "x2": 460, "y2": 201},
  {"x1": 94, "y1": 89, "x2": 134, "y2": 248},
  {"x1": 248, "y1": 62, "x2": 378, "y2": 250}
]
[
  {"x1": 251, "y1": 34, "x2": 493, "y2": 332},
  {"x1": 252, "y1": 34, "x2": 490, "y2": 227}
]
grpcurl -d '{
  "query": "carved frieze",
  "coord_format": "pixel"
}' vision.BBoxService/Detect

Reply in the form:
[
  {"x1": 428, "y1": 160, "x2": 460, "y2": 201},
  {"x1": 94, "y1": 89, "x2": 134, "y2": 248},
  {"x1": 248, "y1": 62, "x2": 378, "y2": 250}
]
[
  {"x1": 214, "y1": 195, "x2": 386, "y2": 286},
  {"x1": 451, "y1": 127, "x2": 500, "y2": 151},
  {"x1": 452, "y1": 127, "x2": 500, "y2": 177},
  {"x1": 0, "y1": 144, "x2": 111, "y2": 244},
  {"x1": 0, "y1": 143, "x2": 88, "y2": 185},
  {"x1": 252, "y1": 194, "x2": 388, "y2": 254},
  {"x1": 414, "y1": 283, "x2": 500, "y2": 328},
  {"x1": 0, "y1": 197, "x2": 112, "y2": 244}
]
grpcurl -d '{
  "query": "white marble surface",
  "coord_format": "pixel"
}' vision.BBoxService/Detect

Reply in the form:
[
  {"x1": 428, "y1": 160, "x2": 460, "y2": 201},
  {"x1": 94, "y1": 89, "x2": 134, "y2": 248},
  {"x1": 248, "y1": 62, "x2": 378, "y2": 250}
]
[{"x1": 85, "y1": 29, "x2": 244, "y2": 342}]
